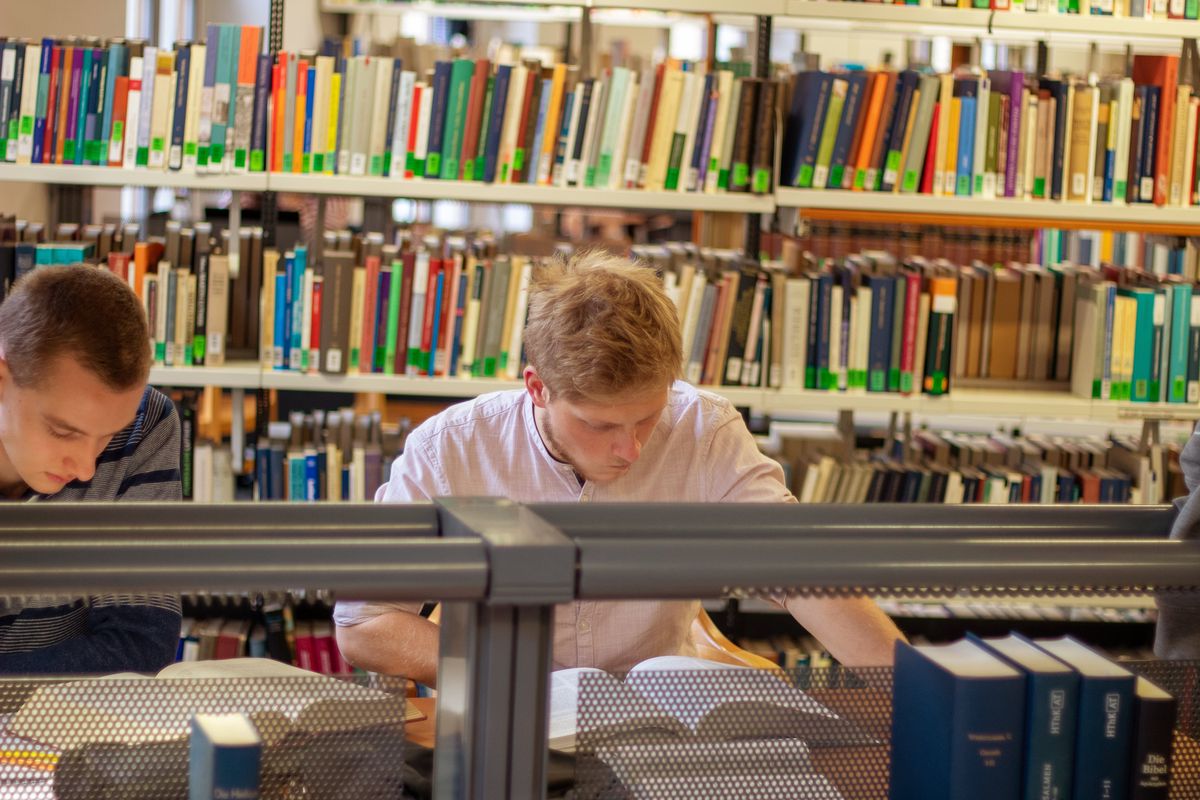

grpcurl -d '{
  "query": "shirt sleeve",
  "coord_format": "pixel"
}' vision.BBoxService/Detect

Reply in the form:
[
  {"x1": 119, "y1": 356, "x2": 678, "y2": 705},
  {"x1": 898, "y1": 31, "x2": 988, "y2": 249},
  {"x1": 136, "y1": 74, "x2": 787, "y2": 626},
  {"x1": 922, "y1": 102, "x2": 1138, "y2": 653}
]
[
  {"x1": 1154, "y1": 424, "x2": 1200, "y2": 658},
  {"x1": 336, "y1": 432, "x2": 445, "y2": 627},
  {"x1": 704, "y1": 407, "x2": 795, "y2": 504}
]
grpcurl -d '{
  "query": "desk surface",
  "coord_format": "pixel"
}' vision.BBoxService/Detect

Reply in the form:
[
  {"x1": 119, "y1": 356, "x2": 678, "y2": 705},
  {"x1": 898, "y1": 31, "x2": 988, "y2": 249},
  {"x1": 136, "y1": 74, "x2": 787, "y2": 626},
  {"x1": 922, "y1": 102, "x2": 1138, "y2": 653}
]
[{"x1": 408, "y1": 697, "x2": 437, "y2": 748}]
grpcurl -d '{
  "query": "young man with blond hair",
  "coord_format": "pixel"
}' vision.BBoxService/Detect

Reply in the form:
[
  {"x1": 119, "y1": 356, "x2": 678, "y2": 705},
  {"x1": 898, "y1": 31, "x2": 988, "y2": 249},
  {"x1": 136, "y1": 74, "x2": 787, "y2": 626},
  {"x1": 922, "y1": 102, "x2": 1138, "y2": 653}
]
[
  {"x1": 0, "y1": 266, "x2": 182, "y2": 673},
  {"x1": 335, "y1": 251, "x2": 904, "y2": 687}
]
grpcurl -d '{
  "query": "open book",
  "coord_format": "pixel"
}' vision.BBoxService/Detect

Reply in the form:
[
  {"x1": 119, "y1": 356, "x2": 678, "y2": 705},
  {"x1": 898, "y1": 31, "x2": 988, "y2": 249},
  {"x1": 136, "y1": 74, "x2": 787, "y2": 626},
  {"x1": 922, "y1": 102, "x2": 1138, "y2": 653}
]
[
  {"x1": 5, "y1": 658, "x2": 422, "y2": 751},
  {"x1": 552, "y1": 656, "x2": 861, "y2": 798}
]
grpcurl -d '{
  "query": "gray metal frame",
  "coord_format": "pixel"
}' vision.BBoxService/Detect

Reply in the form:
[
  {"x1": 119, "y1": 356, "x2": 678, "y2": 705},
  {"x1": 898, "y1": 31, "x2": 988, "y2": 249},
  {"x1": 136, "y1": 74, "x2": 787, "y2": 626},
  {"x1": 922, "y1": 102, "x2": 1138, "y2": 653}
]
[{"x1": 6, "y1": 501, "x2": 1200, "y2": 800}]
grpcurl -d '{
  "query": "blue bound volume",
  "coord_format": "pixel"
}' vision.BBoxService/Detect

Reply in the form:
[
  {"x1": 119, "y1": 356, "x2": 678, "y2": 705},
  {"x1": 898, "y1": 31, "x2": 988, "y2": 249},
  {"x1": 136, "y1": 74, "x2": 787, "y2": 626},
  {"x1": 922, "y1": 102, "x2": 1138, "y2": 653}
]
[
  {"x1": 1033, "y1": 636, "x2": 1136, "y2": 800},
  {"x1": 889, "y1": 639, "x2": 1025, "y2": 800},
  {"x1": 970, "y1": 633, "x2": 1080, "y2": 800},
  {"x1": 189, "y1": 713, "x2": 261, "y2": 800}
]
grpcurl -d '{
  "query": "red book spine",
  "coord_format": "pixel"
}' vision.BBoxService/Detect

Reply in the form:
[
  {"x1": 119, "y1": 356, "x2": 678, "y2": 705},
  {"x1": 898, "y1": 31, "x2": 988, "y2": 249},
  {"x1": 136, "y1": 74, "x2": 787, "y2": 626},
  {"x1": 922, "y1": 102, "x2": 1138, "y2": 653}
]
[
  {"x1": 405, "y1": 84, "x2": 423, "y2": 178},
  {"x1": 308, "y1": 277, "x2": 323, "y2": 373},
  {"x1": 460, "y1": 59, "x2": 489, "y2": 179},
  {"x1": 420, "y1": 259, "x2": 442, "y2": 376},
  {"x1": 392, "y1": 251, "x2": 415, "y2": 375},
  {"x1": 919, "y1": 104, "x2": 939, "y2": 194},
  {"x1": 635, "y1": 62, "x2": 666, "y2": 188},
  {"x1": 436, "y1": 257, "x2": 461, "y2": 376}
]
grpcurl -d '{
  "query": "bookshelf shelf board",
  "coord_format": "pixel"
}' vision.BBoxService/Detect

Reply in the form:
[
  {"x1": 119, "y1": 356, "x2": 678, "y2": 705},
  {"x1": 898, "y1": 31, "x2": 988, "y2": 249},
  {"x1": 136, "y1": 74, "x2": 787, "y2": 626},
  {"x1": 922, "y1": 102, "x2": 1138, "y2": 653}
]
[
  {"x1": 150, "y1": 362, "x2": 265, "y2": 389},
  {"x1": 262, "y1": 371, "x2": 524, "y2": 395},
  {"x1": 590, "y1": 0, "x2": 783, "y2": 14},
  {"x1": 319, "y1": 1, "x2": 582, "y2": 22},
  {"x1": 781, "y1": 0, "x2": 1200, "y2": 40},
  {"x1": 737, "y1": 594, "x2": 1156, "y2": 613},
  {"x1": 776, "y1": 188, "x2": 1200, "y2": 232},
  {"x1": 0, "y1": 164, "x2": 269, "y2": 192},
  {"x1": 270, "y1": 172, "x2": 778, "y2": 212}
]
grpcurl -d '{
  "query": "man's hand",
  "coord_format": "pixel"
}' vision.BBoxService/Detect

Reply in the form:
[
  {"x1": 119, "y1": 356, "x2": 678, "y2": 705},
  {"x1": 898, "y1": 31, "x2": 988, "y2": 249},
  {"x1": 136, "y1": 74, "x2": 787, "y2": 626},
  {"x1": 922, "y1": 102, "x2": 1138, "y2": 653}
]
[
  {"x1": 335, "y1": 610, "x2": 441, "y2": 688},
  {"x1": 781, "y1": 594, "x2": 905, "y2": 666}
]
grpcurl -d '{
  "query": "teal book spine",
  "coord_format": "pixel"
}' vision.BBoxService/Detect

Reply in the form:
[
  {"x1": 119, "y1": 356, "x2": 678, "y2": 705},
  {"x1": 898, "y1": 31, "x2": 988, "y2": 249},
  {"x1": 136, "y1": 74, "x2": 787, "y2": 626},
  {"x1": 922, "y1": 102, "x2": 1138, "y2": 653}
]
[
  {"x1": 439, "y1": 59, "x2": 474, "y2": 180},
  {"x1": 1170, "y1": 284, "x2": 1192, "y2": 403},
  {"x1": 1126, "y1": 289, "x2": 1155, "y2": 402},
  {"x1": 1071, "y1": 672, "x2": 1135, "y2": 800},
  {"x1": 1149, "y1": 289, "x2": 1166, "y2": 403}
]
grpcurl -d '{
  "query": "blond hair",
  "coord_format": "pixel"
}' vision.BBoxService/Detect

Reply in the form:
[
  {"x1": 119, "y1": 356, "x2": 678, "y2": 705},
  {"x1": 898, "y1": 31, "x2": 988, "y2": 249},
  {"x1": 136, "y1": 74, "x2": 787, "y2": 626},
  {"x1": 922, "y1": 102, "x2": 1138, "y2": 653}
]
[{"x1": 523, "y1": 250, "x2": 682, "y2": 401}]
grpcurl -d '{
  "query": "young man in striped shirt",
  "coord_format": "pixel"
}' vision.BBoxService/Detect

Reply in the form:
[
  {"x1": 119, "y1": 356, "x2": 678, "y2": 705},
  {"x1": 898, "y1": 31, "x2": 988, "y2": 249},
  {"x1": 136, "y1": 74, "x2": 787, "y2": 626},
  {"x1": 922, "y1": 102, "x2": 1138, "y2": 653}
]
[{"x1": 0, "y1": 266, "x2": 182, "y2": 674}]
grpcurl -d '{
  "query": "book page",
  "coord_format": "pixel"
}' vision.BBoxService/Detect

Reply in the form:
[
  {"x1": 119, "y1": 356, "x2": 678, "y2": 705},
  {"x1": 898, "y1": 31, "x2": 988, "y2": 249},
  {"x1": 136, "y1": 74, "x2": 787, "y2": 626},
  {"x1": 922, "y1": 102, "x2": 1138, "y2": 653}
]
[{"x1": 550, "y1": 668, "x2": 686, "y2": 752}]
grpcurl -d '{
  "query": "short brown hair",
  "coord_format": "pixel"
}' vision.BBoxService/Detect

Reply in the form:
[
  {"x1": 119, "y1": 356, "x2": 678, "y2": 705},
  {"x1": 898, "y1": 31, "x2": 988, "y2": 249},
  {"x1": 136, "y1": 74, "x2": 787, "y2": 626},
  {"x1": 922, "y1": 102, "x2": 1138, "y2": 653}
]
[
  {"x1": 0, "y1": 266, "x2": 150, "y2": 390},
  {"x1": 523, "y1": 250, "x2": 682, "y2": 401}
]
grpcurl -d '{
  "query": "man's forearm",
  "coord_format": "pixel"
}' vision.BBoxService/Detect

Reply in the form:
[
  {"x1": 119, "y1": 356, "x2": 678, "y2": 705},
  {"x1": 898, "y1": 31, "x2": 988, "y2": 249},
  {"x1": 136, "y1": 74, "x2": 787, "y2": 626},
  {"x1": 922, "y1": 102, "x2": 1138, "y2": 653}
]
[
  {"x1": 783, "y1": 595, "x2": 906, "y2": 667},
  {"x1": 335, "y1": 611, "x2": 441, "y2": 687}
]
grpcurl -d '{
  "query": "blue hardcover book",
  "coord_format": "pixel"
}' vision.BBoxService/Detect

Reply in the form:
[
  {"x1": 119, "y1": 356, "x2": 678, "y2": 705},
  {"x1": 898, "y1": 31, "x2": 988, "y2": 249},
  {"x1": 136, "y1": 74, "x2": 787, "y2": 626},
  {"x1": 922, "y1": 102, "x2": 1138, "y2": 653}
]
[
  {"x1": 280, "y1": 254, "x2": 295, "y2": 371},
  {"x1": 249, "y1": 54, "x2": 271, "y2": 172},
  {"x1": 794, "y1": 72, "x2": 833, "y2": 188},
  {"x1": 956, "y1": 96, "x2": 977, "y2": 197},
  {"x1": 780, "y1": 70, "x2": 813, "y2": 187},
  {"x1": 527, "y1": 78, "x2": 552, "y2": 184},
  {"x1": 289, "y1": 246, "x2": 307, "y2": 370},
  {"x1": 1139, "y1": 86, "x2": 1160, "y2": 205},
  {"x1": 32, "y1": 40, "x2": 53, "y2": 165},
  {"x1": 170, "y1": 44, "x2": 190, "y2": 170},
  {"x1": 815, "y1": 271, "x2": 835, "y2": 390},
  {"x1": 449, "y1": 268, "x2": 468, "y2": 376},
  {"x1": 482, "y1": 64, "x2": 511, "y2": 183},
  {"x1": 423, "y1": 60, "x2": 452, "y2": 178},
  {"x1": 1033, "y1": 636, "x2": 1135, "y2": 800},
  {"x1": 304, "y1": 451, "x2": 318, "y2": 501},
  {"x1": 428, "y1": 269, "x2": 445, "y2": 376},
  {"x1": 1046, "y1": 79, "x2": 1069, "y2": 201},
  {"x1": 302, "y1": 63, "x2": 315, "y2": 173},
  {"x1": 273, "y1": 272, "x2": 287, "y2": 370},
  {"x1": 866, "y1": 274, "x2": 894, "y2": 393},
  {"x1": 86, "y1": 47, "x2": 105, "y2": 164},
  {"x1": 889, "y1": 639, "x2": 1026, "y2": 800},
  {"x1": 373, "y1": 268, "x2": 390, "y2": 373},
  {"x1": 970, "y1": 633, "x2": 1080, "y2": 800},
  {"x1": 828, "y1": 71, "x2": 868, "y2": 189},
  {"x1": 881, "y1": 70, "x2": 919, "y2": 193},
  {"x1": 255, "y1": 441, "x2": 271, "y2": 499},
  {"x1": 99, "y1": 43, "x2": 124, "y2": 162}
]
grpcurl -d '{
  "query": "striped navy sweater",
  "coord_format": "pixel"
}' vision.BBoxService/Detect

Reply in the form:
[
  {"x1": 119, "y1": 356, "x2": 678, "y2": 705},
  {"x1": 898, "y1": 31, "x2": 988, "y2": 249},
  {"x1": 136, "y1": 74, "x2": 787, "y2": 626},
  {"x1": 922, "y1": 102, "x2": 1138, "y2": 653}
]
[{"x1": 0, "y1": 386, "x2": 183, "y2": 675}]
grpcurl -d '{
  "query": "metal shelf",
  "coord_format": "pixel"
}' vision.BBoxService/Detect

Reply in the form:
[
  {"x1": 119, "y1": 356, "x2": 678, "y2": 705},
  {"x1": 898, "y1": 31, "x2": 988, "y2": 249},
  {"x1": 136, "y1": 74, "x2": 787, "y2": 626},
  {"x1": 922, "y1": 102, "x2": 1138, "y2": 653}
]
[
  {"x1": 776, "y1": 187, "x2": 1200, "y2": 229},
  {"x1": 149, "y1": 362, "x2": 265, "y2": 389}
]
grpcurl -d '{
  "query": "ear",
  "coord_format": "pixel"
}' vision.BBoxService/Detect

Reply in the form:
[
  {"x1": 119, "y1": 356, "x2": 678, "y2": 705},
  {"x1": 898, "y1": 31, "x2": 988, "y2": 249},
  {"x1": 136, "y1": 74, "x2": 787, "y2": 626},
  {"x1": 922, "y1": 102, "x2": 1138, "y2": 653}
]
[
  {"x1": 523, "y1": 366, "x2": 550, "y2": 409},
  {"x1": 0, "y1": 354, "x2": 10, "y2": 401}
]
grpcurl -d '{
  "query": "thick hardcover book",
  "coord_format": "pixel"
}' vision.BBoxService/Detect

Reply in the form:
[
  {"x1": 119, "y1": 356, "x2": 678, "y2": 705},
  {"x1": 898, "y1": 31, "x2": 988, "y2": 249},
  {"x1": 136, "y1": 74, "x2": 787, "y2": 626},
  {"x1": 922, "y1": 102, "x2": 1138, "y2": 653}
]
[
  {"x1": 439, "y1": 58, "x2": 474, "y2": 180},
  {"x1": 424, "y1": 60, "x2": 452, "y2": 178},
  {"x1": 1129, "y1": 677, "x2": 1176, "y2": 800},
  {"x1": 971, "y1": 633, "x2": 1079, "y2": 800},
  {"x1": 319, "y1": 250, "x2": 355, "y2": 375},
  {"x1": 889, "y1": 640, "x2": 1025, "y2": 800},
  {"x1": 1033, "y1": 636, "x2": 1135, "y2": 800},
  {"x1": 866, "y1": 274, "x2": 894, "y2": 393},
  {"x1": 827, "y1": 72, "x2": 867, "y2": 189},
  {"x1": 791, "y1": 72, "x2": 830, "y2": 188},
  {"x1": 482, "y1": 64, "x2": 512, "y2": 183},
  {"x1": 189, "y1": 712, "x2": 261, "y2": 800}
]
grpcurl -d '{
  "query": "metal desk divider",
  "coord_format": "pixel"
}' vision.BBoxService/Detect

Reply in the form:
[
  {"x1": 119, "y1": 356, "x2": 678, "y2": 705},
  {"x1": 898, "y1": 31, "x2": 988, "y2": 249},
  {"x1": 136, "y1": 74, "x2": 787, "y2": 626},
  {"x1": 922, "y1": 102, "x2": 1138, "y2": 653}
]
[{"x1": 4, "y1": 501, "x2": 1200, "y2": 799}]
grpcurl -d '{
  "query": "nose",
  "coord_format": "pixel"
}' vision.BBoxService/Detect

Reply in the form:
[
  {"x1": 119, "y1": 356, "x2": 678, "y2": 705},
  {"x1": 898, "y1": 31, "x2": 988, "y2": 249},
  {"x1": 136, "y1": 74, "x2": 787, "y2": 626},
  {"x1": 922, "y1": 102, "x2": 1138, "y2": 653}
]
[
  {"x1": 64, "y1": 443, "x2": 96, "y2": 483},
  {"x1": 613, "y1": 429, "x2": 642, "y2": 465}
]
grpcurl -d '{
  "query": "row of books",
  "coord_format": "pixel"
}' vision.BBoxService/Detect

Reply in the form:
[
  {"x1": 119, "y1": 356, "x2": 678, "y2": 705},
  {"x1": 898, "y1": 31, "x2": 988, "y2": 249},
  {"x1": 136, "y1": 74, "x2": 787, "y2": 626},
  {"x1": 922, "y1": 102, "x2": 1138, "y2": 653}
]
[
  {"x1": 872, "y1": 599, "x2": 1157, "y2": 623},
  {"x1": 0, "y1": 31, "x2": 779, "y2": 195},
  {"x1": 255, "y1": 408, "x2": 406, "y2": 502},
  {"x1": 178, "y1": 615, "x2": 355, "y2": 676},
  {"x1": 782, "y1": 54, "x2": 1197, "y2": 208},
  {"x1": 797, "y1": 220, "x2": 1200, "y2": 281},
  {"x1": 769, "y1": 424, "x2": 1181, "y2": 504},
  {"x1": 827, "y1": 0, "x2": 1198, "y2": 17},
  {"x1": 891, "y1": 635, "x2": 1174, "y2": 800}
]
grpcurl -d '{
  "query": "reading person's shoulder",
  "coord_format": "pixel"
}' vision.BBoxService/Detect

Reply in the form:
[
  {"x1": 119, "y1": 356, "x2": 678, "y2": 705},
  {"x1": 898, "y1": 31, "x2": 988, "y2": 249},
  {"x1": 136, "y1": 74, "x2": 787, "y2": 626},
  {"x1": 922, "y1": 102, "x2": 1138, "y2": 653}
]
[
  {"x1": 409, "y1": 388, "x2": 528, "y2": 446},
  {"x1": 663, "y1": 380, "x2": 742, "y2": 434}
]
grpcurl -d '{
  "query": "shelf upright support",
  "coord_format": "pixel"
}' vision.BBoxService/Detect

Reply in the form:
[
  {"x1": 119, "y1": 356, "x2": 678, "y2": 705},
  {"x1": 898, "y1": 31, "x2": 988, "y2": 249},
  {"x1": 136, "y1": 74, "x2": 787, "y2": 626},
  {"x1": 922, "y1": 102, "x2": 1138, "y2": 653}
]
[
  {"x1": 433, "y1": 498, "x2": 574, "y2": 800},
  {"x1": 743, "y1": 14, "x2": 773, "y2": 261},
  {"x1": 261, "y1": 0, "x2": 285, "y2": 252},
  {"x1": 228, "y1": 191, "x2": 241, "y2": 279},
  {"x1": 580, "y1": 6, "x2": 593, "y2": 80}
]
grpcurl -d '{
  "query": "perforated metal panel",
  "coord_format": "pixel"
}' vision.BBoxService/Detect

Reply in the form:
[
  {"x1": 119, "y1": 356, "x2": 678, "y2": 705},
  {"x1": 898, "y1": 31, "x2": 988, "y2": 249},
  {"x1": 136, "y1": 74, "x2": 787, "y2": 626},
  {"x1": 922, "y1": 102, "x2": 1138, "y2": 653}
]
[
  {"x1": 0, "y1": 675, "x2": 408, "y2": 800},
  {"x1": 574, "y1": 662, "x2": 1200, "y2": 800},
  {"x1": 574, "y1": 667, "x2": 893, "y2": 800}
]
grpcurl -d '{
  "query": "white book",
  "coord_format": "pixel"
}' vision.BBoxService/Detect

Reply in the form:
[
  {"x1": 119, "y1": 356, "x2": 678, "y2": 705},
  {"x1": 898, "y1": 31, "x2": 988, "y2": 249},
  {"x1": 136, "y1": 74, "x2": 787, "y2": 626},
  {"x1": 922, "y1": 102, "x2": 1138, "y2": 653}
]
[
  {"x1": 148, "y1": 55, "x2": 174, "y2": 170},
  {"x1": 367, "y1": 57, "x2": 393, "y2": 176},
  {"x1": 173, "y1": 269, "x2": 191, "y2": 366},
  {"x1": 972, "y1": 77, "x2": 990, "y2": 197},
  {"x1": 1112, "y1": 78, "x2": 1134, "y2": 204},
  {"x1": 504, "y1": 261, "x2": 533, "y2": 380},
  {"x1": 594, "y1": 67, "x2": 630, "y2": 188},
  {"x1": 782, "y1": 278, "x2": 810, "y2": 390},
  {"x1": 1022, "y1": 92, "x2": 1039, "y2": 200},
  {"x1": 14, "y1": 43, "x2": 40, "y2": 164},
  {"x1": 406, "y1": 251, "x2": 430, "y2": 376},
  {"x1": 623, "y1": 67, "x2": 655, "y2": 189},
  {"x1": 0, "y1": 46, "x2": 14, "y2": 162},
  {"x1": 460, "y1": 261, "x2": 482, "y2": 374},
  {"x1": 828, "y1": 284, "x2": 844, "y2": 390},
  {"x1": 498, "y1": 63, "x2": 528, "y2": 183},
  {"x1": 155, "y1": 261, "x2": 172, "y2": 364},
  {"x1": 608, "y1": 72, "x2": 640, "y2": 190},
  {"x1": 413, "y1": 82, "x2": 432, "y2": 179},
  {"x1": 671, "y1": 71, "x2": 702, "y2": 191},
  {"x1": 716, "y1": 78, "x2": 743, "y2": 193},
  {"x1": 182, "y1": 43, "x2": 206, "y2": 171},
  {"x1": 704, "y1": 70, "x2": 735, "y2": 194},
  {"x1": 557, "y1": 83, "x2": 584, "y2": 187},
  {"x1": 350, "y1": 58, "x2": 377, "y2": 176},
  {"x1": 680, "y1": 72, "x2": 707, "y2": 192},
  {"x1": 740, "y1": 276, "x2": 767, "y2": 385},
  {"x1": 680, "y1": 272, "x2": 708, "y2": 369},
  {"x1": 854, "y1": 286, "x2": 872, "y2": 389},
  {"x1": 137, "y1": 47, "x2": 157, "y2": 167},
  {"x1": 1085, "y1": 81, "x2": 1100, "y2": 204},
  {"x1": 120, "y1": 55, "x2": 143, "y2": 167},
  {"x1": 932, "y1": 74, "x2": 953, "y2": 196},
  {"x1": 311, "y1": 56, "x2": 333, "y2": 175},
  {"x1": 579, "y1": 77, "x2": 608, "y2": 187},
  {"x1": 1186, "y1": 100, "x2": 1199, "y2": 205},
  {"x1": 338, "y1": 57, "x2": 359, "y2": 176},
  {"x1": 299, "y1": 268, "x2": 314, "y2": 372},
  {"x1": 390, "y1": 70, "x2": 416, "y2": 179},
  {"x1": 193, "y1": 442, "x2": 213, "y2": 504}
]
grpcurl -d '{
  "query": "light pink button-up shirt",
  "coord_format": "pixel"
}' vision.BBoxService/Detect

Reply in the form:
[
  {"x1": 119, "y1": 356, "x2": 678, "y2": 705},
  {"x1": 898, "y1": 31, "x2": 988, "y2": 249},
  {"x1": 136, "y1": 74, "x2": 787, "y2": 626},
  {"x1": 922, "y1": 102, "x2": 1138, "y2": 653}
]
[{"x1": 333, "y1": 380, "x2": 794, "y2": 672}]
